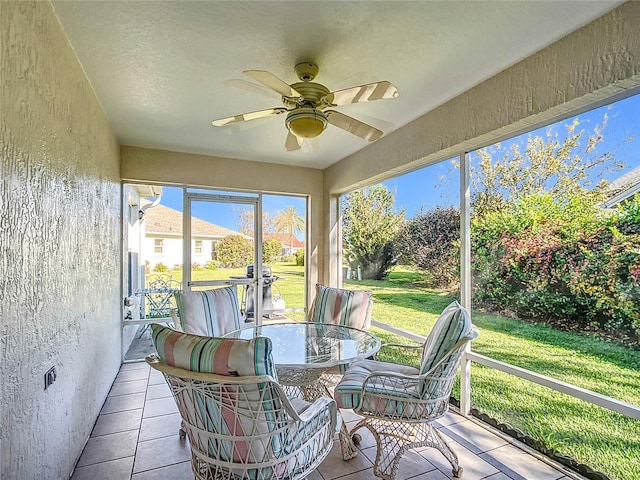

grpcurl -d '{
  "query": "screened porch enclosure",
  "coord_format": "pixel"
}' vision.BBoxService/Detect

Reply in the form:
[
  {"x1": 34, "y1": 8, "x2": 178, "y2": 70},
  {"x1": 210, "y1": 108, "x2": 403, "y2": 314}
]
[{"x1": 4, "y1": 2, "x2": 640, "y2": 480}]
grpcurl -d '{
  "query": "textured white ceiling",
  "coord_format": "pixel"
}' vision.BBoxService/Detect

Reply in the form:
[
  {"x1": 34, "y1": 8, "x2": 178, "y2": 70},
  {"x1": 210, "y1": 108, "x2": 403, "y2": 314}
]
[{"x1": 52, "y1": 1, "x2": 622, "y2": 169}]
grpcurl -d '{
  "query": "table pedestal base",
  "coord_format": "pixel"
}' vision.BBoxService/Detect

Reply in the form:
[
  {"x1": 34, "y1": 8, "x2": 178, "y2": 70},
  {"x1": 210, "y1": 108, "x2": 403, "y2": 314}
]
[{"x1": 277, "y1": 366, "x2": 360, "y2": 461}]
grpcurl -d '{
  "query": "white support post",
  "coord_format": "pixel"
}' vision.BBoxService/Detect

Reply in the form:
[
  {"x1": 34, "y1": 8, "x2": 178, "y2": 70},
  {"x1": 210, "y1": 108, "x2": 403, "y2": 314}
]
[
  {"x1": 255, "y1": 194, "x2": 263, "y2": 325},
  {"x1": 459, "y1": 152, "x2": 472, "y2": 416},
  {"x1": 332, "y1": 194, "x2": 342, "y2": 288},
  {"x1": 183, "y1": 188, "x2": 192, "y2": 291}
]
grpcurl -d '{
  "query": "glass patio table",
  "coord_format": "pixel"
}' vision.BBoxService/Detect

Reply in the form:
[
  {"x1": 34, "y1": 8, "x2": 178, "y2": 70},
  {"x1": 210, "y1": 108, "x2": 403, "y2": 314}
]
[
  {"x1": 224, "y1": 322, "x2": 381, "y2": 386},
  {"x1": 224, "y1": 321, "x2": 381, "y2": 460}
]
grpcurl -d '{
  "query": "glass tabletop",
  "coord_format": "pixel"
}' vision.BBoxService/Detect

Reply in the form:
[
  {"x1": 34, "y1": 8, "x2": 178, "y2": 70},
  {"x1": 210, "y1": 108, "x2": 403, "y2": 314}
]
[{"x1": 224, "y1": 322, "x2": 381, "y2": 369}]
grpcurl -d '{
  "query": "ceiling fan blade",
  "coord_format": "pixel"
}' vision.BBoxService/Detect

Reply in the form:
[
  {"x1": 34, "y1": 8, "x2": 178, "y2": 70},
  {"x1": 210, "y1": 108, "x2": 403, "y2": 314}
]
[
  {"x1": 307, "y1": 138, "x2": 320, "y2": 152},
  {"x1": 212, "y1": 107, "x2": 288, "y2": 127},
  {"x1": 285, "y1": 131, "x2": 302, "y2": 152},
  {"x1": 223, "y1": 79, "x2": 280, "y2": 99},
  {"x1": 243, "y1": 70, "x2": 302, "y2": 99},
  {"x1": 325, "y1": 111, "x2": 383, "y2": 142},
  {"x1": 323, "y1": 81, "x2": 399, "y2": 106}
]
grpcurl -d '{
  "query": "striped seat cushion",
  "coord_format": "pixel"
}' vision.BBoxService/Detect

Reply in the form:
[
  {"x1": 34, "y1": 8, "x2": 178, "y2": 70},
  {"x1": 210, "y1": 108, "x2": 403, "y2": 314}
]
[
  {"x1": 150, "y1": 323, "x2": 276, "y2": 377},
  {"x1": 174, "y1": 286, "x2": 242, "y2": 337},
  {"x1": 334, "y1": 359, "x2": 440, "y2": 417},
  {"x1": 336, "y1": 302, "x2": 473, "y2": 416},
  {"x1": 310, "y1": 285, "x2": 373, "y2": 330}
]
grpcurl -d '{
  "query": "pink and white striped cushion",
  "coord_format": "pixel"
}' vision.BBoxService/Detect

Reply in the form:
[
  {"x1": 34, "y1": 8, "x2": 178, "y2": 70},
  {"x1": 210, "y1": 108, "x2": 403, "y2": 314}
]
[
  {"x1": 151, "y1": 323, "x2": 276, "y2": 377},
  {"x1": 174, "y1": 286, "x2": 242, "y2": 337},
  {"x1": 310, "y1": 284, "x2": 373, "y2": 330}
]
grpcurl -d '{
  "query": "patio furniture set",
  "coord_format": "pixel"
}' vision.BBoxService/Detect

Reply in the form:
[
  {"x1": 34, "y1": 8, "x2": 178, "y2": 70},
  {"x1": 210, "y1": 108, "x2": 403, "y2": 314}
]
[{"x1": 146, "y1": 283, "x2": 478, "y2": 479}]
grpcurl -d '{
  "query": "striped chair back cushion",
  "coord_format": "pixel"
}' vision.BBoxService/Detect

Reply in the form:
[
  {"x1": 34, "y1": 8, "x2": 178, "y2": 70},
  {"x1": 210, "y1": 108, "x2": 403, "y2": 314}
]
[
  {"x1": 310, "y1": 285, "x2": 373, "y2": 331},
  {"x1": 174, "y1": 286, "x2": 242, "y2": 337},
  {"x1": 419, "y1": 301, "x2": 471, "y2": 376},
  {"x1": 150, "y1": 323, "x2": 276, "y2": 377}
]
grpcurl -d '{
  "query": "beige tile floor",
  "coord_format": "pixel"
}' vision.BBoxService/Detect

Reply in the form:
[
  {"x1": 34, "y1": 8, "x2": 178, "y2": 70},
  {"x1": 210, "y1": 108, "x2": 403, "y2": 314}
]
[{"x1": 71, "y1": 361, "x2": 586, "y2": 480}]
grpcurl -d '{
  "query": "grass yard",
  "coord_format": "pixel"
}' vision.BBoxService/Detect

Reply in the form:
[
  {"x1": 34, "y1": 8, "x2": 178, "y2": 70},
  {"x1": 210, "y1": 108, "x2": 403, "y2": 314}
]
[{"x1": 148, "y1": 263, "x2": 639, "y2": 480}]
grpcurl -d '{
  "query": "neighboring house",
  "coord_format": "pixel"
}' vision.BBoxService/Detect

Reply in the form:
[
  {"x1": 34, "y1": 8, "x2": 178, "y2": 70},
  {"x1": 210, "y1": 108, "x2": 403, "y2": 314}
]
[
  {"x1": 602, "y1": 165, "x2": 640, "y2": 208},
  {"x1": 264, "y1": 233, "x2": 304, "y2": 256},
  {"x1": 142, "y1": 204, "x2": 247, "y2": 269}
]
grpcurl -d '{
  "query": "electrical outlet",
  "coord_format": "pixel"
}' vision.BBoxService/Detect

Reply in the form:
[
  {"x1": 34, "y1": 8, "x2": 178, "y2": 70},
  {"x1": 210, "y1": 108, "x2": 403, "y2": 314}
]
[{"x1": 44, "y1": 366, "x2": 57, "y2": 390}]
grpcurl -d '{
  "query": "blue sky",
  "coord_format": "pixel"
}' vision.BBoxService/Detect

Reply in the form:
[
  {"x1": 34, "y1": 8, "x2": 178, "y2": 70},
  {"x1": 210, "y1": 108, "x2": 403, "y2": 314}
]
[
  {"x1": 159, "y1": 188, "x2": 306, "y2": 235},
  {"x1": 386, "y1": 93, "x2": 640, "y2": 218},
  {"x1": 158, "y1": 93, "x2": 639, "y2": 235}
]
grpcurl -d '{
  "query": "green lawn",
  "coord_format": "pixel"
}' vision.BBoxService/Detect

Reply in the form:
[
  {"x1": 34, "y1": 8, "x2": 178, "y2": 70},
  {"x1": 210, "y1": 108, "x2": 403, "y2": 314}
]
[{"x1": 148, "y1": 264, "x2": 639, "y2": 480}]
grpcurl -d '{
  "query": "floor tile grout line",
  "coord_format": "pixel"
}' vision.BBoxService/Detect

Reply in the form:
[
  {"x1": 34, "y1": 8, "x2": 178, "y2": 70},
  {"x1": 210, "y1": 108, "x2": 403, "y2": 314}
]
[
  {"x1": 477, "y1": 451, "x2": 528, "y2": 480},
  {"x1": 128, "y1": 362, "x2": 150, "y2": 479},
  {"x1": 131, "y1": 459, "x2": 193, "y2": 477},
  {"x1": 438, "y1": 424, "x2": 488, "y2": 456}
]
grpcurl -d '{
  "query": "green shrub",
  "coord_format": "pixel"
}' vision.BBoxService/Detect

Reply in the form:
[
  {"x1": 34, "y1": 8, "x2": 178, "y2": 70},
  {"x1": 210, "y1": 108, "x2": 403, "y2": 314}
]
[
  {"x1": 295, "y1": 248, "x2": 304, "y2": 266},
  {"x1": 617, "y1": 192, "x2": 640, "y2": 235},
  {"x1": 395, "y1": 206, "x2": 460, "y2": 288},
  {"x1": 262, "y1": 238, "x2": 282, "y2": 264},
  {"x1": 216, "y1": 235, "x2": 253, "y2": 268},
  {"x1": 472, "y1": 192, "x2": 640, "y2": 345},
  {"x1": 205, "y1": 259, "x2": 220, "y2": 270},
  {"x1": 153, "y1": 262, "x2": 168, "y2": 273},
  {"x1": 283, "y1": 254, "x2": 295, "y2": 263}
]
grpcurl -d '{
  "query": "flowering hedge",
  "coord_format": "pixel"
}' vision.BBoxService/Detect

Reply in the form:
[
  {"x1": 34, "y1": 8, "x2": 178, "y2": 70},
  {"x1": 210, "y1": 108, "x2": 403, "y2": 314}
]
[{"x1": 472, "y1": 193, "x2": 640, "y2": 345}]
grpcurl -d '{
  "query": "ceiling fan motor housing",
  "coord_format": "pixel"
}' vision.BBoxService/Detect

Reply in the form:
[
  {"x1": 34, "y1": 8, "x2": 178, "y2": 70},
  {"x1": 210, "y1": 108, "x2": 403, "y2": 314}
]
[{"x1": 282, "y1": 82, "x2": 330, "y2": 109}]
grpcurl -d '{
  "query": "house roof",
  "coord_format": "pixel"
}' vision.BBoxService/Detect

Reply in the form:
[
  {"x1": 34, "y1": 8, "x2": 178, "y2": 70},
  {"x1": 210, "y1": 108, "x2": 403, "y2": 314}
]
[
  {"x1": 265, "y1": 233, "x2": 304, "y2": 249},
  {"x1": 603, "y1": 165, "x2": 640, "y2": 207},
  {"x1": 144, "y1": 204, "x2": 246, "y2": 238}
]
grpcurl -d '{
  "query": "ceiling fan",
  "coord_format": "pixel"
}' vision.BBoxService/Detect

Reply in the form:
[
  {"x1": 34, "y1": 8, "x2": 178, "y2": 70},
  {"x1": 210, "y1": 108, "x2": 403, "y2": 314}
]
[{"x1": 212, "y1": 62, "x2": 399, "y2": 151}]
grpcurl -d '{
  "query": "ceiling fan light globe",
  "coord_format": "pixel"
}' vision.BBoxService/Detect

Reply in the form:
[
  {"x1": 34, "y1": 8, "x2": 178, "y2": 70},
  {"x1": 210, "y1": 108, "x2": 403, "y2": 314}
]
[
  {"x1": 289, "y1": 118, "x2": 325, "y2": 138},
  {"x1": 286, "y1": 108, "x2": 327, "y2": 139}
]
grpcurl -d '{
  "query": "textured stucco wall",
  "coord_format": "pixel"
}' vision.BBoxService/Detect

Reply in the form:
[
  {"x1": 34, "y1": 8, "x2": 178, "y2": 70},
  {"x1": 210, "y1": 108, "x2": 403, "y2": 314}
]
[{"x1": 1, "y1": 2, "x2": 121, "y2": 479}]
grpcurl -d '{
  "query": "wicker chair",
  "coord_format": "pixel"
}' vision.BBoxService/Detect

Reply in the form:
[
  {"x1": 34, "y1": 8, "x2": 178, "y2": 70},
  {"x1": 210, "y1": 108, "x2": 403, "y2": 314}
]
[
  {"x1": 335, "y1": 302, "x2": 478, "y2": 480},
  {"x1": 308, "y1": 284, "x2": 373, "y2": 389},
  {"x1": 147, "y1": 323, "x2": 337, "y2": 480}
]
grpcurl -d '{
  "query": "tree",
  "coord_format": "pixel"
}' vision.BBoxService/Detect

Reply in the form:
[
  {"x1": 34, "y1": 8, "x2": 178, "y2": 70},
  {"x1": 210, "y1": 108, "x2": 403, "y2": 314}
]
[
  {"x1": 461, "y1": 118, "x2": 624, "y2": 218},
  {"x1": 216, "y1": 235, "x2": 253, "y2": 268},
  {"x1": 464, "y1": 116, "x2": 639, "y2": 343},
  {"x1": 274, "y1": 206, "x2": 304, "y2": 254},
  {"x1": 342, "y1": 185, "x2": 404, "y2": 280},
  {"x1": 237, "y1": 209, "x2": 275, "y2": 236},
  {"x1": 395, "y1": 206, "x2": 460, "y2": 287}
]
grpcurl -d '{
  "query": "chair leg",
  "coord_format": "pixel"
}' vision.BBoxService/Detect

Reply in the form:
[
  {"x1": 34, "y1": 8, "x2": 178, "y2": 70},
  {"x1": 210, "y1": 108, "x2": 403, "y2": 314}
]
[
  {"x1": 350, "y1": 418, "x2": 462, "y2": 480},
  {"x1": 338, "y1": 417, "x2": 359, "y2": 460}
]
